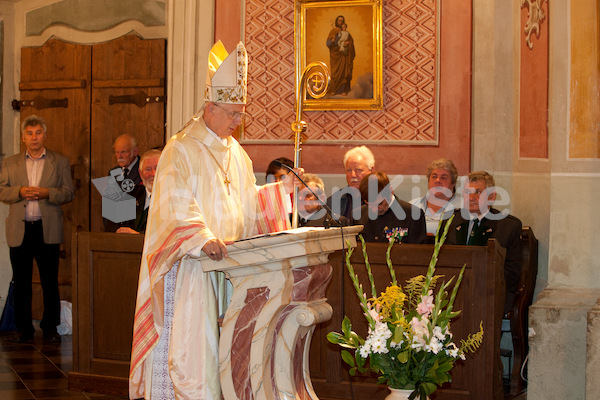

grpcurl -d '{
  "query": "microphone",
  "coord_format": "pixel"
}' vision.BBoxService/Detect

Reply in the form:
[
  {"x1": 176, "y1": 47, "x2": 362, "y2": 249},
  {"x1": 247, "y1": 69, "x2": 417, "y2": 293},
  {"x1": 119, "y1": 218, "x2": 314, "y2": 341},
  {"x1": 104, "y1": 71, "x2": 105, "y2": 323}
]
[{"x1": 271, "y1": 160, "x2": 344, "y2": 228}]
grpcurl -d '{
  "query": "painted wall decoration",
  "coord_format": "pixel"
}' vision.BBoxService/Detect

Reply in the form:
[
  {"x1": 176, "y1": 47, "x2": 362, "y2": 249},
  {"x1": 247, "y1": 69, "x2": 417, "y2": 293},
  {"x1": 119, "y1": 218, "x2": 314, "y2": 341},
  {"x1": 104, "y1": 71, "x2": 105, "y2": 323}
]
[{"x1": 244, "y1": 0, "x2": 439, "y2": 144}]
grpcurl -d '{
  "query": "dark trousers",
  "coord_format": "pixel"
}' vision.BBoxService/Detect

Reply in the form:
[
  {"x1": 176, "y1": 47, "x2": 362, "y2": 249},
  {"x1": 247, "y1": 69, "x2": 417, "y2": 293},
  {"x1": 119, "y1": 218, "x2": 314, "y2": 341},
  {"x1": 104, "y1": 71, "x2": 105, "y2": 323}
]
[{"x1": 9, "y1": 220, "x2": 60, "y2": 335}]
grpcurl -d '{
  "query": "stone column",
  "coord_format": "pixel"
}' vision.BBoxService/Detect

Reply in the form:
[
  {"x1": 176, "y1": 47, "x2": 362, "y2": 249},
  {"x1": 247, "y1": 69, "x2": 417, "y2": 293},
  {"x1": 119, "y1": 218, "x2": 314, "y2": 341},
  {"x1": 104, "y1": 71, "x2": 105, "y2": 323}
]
[
  {"x1": 165, "y1": 0, "x2": 214, "y2": 136},
  {"x1": 528, "y1": 287, "x2": 600, "y2": 400}
]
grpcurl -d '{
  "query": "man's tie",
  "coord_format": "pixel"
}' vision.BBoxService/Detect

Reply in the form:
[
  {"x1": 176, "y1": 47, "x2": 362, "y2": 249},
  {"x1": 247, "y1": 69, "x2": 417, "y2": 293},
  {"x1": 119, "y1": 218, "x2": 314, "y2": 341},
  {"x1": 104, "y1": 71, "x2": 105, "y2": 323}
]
[
  {"x1": 122, "y1": 167, "x2": 129, "y2": 180},
  {"x1": 467, "y1": 219, "x2": 480, "y2": 245}
]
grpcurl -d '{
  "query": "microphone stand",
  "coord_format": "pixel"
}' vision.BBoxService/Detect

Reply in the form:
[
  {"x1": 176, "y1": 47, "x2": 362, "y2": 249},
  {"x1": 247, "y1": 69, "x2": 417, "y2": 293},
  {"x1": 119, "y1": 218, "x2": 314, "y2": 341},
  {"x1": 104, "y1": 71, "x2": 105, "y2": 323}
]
[{"x1": 291, "y1": 62, "x2": 330, "y2": 228}]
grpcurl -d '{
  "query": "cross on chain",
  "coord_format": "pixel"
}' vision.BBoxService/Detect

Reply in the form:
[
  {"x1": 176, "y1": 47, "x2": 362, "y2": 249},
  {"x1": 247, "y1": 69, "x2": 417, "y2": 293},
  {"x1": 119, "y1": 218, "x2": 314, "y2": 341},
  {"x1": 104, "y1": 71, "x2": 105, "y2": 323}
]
[
  {"x1": 309, "y1": 74, "x2": 325, "y2": 93},
  {"x1": 224, "y1": 176, "x2": 231, "y2": 194}
]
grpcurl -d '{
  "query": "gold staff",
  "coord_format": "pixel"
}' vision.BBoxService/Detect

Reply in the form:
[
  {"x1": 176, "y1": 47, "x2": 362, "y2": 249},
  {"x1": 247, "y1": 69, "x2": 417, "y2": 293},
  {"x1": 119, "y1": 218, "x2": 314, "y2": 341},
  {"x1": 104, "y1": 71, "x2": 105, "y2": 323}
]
[{"x1": 291, "y1": 62, "x2": 330, "y2": 228}]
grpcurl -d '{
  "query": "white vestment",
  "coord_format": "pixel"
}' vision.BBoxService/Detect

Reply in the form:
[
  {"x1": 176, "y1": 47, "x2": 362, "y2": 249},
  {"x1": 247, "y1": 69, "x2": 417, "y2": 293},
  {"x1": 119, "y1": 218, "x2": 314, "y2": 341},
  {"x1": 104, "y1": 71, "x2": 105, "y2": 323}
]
[{"x1": 129, "y1": 115, "x2": 289, "y2": 399}]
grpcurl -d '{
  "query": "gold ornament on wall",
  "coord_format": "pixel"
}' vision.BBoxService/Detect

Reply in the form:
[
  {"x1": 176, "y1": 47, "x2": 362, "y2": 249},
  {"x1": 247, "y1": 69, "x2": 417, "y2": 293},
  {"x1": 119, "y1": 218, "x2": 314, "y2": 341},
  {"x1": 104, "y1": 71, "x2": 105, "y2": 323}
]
[{"x1": 521, "y1": 0, "x2": 547, "y2": 50}]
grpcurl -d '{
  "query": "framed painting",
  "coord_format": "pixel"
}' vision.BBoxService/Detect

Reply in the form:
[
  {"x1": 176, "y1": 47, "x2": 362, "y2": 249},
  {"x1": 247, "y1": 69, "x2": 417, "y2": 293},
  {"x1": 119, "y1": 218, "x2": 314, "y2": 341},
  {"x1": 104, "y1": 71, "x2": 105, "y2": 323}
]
[{"x1": 295, "y1": 0, "x2": 383, "y2": 111}]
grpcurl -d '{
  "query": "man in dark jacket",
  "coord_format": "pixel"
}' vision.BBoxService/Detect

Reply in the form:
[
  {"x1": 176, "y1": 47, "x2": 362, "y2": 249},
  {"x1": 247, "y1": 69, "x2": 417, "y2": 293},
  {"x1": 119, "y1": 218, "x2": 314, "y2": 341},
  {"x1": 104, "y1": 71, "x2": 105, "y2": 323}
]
[
  {"x1": 446, "y1": 171, "x2": 523, "y2": 314},
  {"x1": 355, "y1": 171, "x2": 427, "y2": 244}
]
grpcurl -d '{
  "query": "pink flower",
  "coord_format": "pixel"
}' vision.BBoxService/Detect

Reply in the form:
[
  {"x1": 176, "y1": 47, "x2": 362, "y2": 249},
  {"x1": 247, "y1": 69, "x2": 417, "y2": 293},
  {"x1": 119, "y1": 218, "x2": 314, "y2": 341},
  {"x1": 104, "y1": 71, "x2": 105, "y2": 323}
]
[
  {"x1": 417, "y1": 291, "x2": 434, "y2": 316},
  {"x1": 366, "y1": 303, "x2": 381, "y2": 323}
]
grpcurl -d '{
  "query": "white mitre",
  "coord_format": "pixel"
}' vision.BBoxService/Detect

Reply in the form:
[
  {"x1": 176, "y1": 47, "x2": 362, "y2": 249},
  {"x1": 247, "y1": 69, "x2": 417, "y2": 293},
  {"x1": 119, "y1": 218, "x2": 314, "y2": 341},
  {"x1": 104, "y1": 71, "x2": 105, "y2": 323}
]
[{"x1": 204, "y1": 40, "x2": 248, "y2": 104}]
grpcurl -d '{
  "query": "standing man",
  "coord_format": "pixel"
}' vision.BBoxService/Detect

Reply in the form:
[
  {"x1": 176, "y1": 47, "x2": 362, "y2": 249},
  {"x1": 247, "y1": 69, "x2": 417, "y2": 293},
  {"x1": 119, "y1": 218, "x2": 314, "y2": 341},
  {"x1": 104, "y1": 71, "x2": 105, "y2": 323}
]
[
  {"x1": 326, "y1": 145, "x2": 375, "y2": 221},
  {"x1": 116, "y1": 149, "x2": 161, "y2": 235},
  {"x1": 104, "y1": 134, "x2": 141, "y2": 232},
  {"x1": 446, "y1": 171, "x2": 523, "y2": 314},
  {"x1": 0, "y1": 115, "x2": 74, "y2": 343},
  {"x1": 129, "y1": 41, "x2": 294, "y2": 400}
]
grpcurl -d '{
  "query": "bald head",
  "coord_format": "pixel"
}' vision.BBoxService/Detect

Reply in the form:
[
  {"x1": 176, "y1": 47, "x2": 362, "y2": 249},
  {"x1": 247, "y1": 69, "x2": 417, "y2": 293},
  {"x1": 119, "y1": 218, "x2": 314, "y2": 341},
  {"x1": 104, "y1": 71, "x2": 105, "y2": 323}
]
[{"x1": 114, "y1": 134, "x2": 139, "y2": 167}]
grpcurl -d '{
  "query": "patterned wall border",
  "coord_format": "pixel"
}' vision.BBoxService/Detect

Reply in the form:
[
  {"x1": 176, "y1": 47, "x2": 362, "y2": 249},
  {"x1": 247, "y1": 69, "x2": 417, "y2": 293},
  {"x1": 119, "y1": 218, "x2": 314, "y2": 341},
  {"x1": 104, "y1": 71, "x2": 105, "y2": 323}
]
[{"x1": 243, "y1": 0, "x2": 439, "y2": 145}]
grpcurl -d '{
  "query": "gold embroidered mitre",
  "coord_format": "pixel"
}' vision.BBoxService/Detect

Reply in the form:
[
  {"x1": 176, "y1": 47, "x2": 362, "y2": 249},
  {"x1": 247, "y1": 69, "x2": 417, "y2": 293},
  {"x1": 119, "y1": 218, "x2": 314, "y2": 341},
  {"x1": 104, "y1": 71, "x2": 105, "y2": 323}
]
[{"x1": 204, "y1": 40, "x2": 248, "y2": 104}]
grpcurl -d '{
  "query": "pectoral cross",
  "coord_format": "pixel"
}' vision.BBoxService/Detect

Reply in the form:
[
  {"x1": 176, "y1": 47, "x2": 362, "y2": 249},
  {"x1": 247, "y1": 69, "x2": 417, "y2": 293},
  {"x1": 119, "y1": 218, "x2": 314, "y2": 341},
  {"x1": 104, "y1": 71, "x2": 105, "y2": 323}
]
[{"x1": 224, "y1": 176, "x2": 231, "y2": 195}]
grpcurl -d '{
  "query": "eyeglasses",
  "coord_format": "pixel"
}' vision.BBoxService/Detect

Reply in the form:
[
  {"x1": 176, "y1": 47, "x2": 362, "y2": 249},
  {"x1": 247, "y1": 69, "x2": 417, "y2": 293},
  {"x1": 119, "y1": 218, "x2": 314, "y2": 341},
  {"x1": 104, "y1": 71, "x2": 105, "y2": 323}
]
[{"x1": 213, "y1": 103, "x2": 248, "y2": 121}]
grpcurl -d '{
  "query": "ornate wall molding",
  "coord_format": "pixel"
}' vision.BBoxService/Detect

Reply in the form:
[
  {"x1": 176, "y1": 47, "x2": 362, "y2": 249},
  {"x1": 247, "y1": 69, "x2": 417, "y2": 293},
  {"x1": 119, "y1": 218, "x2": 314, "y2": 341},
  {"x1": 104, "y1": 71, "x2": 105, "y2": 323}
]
[
  {"x1": 25, "y1": 0, "x2": 166, "y2": 36},
  {"x1": 521, "y1": 0, "x2": 547, "y2": 50}
]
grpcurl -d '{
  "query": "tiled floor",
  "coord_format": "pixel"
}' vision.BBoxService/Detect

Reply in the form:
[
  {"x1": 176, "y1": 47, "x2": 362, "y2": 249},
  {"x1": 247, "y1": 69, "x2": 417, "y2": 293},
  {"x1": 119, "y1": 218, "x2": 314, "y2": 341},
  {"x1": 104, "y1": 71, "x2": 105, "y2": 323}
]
[{"x1": 0, "y1": 331, "x2": 127, "y2": 400}]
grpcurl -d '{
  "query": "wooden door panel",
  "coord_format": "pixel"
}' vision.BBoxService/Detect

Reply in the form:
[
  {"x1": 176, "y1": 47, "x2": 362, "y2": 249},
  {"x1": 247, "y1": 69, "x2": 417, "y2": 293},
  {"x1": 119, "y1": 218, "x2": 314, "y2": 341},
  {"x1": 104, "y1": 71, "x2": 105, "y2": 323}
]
[
  {"x1": 20, "y1": 41, "x2": 92, "y2": 318},
  {"x1": 92, "y1": 35, "x2": 166, "y2": 81},
  {"x1": 21, "y1": 39, "x2": 91, "y2": 83},
  {"x1": 90, "y1": 36, "x2": 166, "y2": 232},
  {"x1": 90, "y1": 87, "x2": 165, "y2": 231}
]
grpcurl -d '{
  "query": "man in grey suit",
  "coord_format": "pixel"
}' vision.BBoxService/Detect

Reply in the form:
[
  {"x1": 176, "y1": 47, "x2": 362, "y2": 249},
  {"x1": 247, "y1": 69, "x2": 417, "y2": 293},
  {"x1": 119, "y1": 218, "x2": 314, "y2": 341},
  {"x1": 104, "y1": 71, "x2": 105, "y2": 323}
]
[{"x1": 0, "y1": 115, "x2": 74, "y2": 343}]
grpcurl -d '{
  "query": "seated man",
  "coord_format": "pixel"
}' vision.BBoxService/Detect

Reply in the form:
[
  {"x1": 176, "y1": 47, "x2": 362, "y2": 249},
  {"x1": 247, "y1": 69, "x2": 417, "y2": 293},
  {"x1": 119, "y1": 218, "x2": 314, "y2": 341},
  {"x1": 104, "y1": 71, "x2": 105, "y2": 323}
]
[
  {"x1": 109, "y1": 133, "x2": 142, "y2": 186},
  {"x1": 116, "y1": 149, "x2": 161, "y2": 234},
  {"x1": 445, "y1": 171, "x2": 523, "y2": 314},
  {"x1": 410, "y1": 158, "x2": 461, "y2": 237},
  {"x1": 104, "y1": 133, "x2": 142, "y2": 232},
  {"x1": 327, "y1": 146, "x2": 375, "y2": 222},
  {"x1": 297, "y1": 173, "x2": 347, "y2": 227},
  {"x1": 356, "y1": 172, "x2": 427, "y2": 244}
]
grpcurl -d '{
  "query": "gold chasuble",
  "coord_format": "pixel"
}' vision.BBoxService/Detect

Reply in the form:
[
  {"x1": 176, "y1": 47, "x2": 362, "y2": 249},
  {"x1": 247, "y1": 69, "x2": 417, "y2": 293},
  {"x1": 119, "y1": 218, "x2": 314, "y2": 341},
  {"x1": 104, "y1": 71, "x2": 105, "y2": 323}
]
[{"x1": 129, "y1": 115, "x2": 290, "y2": 399}]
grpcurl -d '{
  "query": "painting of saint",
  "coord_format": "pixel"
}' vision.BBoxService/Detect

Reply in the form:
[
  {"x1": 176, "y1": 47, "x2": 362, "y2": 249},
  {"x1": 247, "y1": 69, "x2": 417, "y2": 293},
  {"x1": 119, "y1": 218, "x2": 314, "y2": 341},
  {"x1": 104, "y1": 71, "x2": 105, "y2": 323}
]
[
  {"x1": 299, "y1": 1, "x2": 382, "y2": 110},
  {"x1": 326, "y1": 16, "x2": 356, "y2": 96}
]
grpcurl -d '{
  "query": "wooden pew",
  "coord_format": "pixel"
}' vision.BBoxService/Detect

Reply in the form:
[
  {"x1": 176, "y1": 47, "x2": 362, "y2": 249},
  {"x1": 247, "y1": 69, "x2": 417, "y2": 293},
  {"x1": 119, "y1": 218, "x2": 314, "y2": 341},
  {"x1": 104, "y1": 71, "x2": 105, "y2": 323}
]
[
  {"x1": 309, "y1": 240, "x2": 507, "y2": 400},
  {"x1": 503, "y1": 227, "x2": 539, "y2": 395},
  {"x1": 68, "y1": 232, "x2": 507, "y2": 399}
]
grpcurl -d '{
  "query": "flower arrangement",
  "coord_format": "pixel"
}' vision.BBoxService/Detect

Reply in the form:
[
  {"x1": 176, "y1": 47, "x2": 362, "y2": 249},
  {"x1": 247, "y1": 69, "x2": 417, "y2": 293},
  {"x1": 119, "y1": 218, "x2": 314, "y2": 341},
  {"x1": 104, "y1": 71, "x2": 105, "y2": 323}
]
[{"x1": 327, "y1": 219, "x2": 484, "y2": 400}]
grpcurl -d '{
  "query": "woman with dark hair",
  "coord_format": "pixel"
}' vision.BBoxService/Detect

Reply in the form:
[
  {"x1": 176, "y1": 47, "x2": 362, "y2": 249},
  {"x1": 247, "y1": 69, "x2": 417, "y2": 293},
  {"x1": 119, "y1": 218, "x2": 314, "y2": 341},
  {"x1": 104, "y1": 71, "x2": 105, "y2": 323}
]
[
  {"x1": 326, "y1": 15, "x2": 356, "y2": 96},
  {"x1": 265, "y1": 157, "x2": 294, "y2": 183}
]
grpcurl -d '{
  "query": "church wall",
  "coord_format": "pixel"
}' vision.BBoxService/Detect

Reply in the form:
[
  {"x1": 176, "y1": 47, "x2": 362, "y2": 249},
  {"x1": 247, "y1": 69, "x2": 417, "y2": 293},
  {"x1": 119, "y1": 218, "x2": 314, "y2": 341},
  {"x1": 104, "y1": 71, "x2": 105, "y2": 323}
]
[
  {"x1": 240, "y1": 0, "x2": 473, "y2": 179},
  {"x1": 471, "y1": 0, "x2": 551, "y2": 288},
  {"x1": 0, "y1": 0, "x2": 16, "y2": 314},
  {"x1": 529, "y1": 0, "x2": 600, "y2": 399}
]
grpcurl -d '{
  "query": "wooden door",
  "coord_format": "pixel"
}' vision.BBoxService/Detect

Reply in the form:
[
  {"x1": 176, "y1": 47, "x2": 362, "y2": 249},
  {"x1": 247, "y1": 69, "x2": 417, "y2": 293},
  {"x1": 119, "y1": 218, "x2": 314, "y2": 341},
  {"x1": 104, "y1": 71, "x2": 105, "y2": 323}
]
[
  {"x1": 18, "y1": 35, "x2": 166, "y2": 318},
  {"x1": 19, "y1": 39, "x2": 92, "y2": 312},
  {"x1": 90, "y1": 35, "x2": 166, "y2": 231}
]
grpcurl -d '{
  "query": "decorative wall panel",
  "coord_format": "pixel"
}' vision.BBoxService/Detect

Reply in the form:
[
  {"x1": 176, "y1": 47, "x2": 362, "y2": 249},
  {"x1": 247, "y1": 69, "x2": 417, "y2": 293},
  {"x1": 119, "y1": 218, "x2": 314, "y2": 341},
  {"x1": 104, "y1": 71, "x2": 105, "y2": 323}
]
[
  {"x1": 519, "y1": 0, "x2": 548, "y2": 159},
  {"x1": 244, "y1": 0, "x2": 438, "y2": 144}
]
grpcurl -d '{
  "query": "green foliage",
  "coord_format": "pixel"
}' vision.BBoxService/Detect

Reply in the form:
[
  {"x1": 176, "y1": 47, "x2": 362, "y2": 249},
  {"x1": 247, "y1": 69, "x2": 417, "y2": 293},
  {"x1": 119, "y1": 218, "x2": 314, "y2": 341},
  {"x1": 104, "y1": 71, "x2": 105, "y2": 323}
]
[{"x1": 327, "y1": 216, "x2": 485, "y2": 398}]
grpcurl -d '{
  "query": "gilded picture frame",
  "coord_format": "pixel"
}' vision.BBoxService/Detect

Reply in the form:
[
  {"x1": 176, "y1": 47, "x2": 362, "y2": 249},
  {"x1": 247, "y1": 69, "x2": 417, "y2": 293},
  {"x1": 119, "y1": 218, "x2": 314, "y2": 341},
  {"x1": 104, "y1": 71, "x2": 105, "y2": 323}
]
[{"x1": 295, "y1": 0, "x2": 383, "y2": 111}]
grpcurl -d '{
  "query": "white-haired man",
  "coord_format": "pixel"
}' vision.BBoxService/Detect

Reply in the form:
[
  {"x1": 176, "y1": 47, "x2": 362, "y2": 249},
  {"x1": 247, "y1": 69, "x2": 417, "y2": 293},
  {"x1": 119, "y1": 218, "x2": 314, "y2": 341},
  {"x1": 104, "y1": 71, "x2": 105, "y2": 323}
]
[
  {"x1": 129, "y1": 41, "x2": 298, "y2": 400},
  {"x1": 116, "y1": 149, "x2": 161, "y2": 234},
  {"x1": 326, "y1": 145, "x2": 375, "y2": 221}
]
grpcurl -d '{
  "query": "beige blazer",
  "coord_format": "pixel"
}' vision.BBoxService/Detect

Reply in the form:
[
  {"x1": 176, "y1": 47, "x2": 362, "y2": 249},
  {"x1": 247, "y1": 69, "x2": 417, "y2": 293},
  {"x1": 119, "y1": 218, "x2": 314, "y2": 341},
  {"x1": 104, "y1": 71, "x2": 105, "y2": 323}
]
[{"x1": 0, "y1": 149, "x2": 74, "y2": 247}]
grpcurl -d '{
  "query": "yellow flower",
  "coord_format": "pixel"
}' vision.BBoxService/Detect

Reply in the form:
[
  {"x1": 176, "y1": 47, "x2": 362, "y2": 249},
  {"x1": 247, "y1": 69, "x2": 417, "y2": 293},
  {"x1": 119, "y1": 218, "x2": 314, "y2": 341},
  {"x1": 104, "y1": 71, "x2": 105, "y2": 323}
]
[{"x1": 373, "y1": 285, "x2": 406, "y2": 319}]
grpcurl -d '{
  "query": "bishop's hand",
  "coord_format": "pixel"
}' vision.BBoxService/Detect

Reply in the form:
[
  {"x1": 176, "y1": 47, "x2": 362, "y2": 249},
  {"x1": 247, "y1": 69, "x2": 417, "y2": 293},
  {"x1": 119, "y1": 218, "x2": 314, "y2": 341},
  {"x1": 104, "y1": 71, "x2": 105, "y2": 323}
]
[{"x1": 202, "y1": 238, "x2": 228, "y2": 261}]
